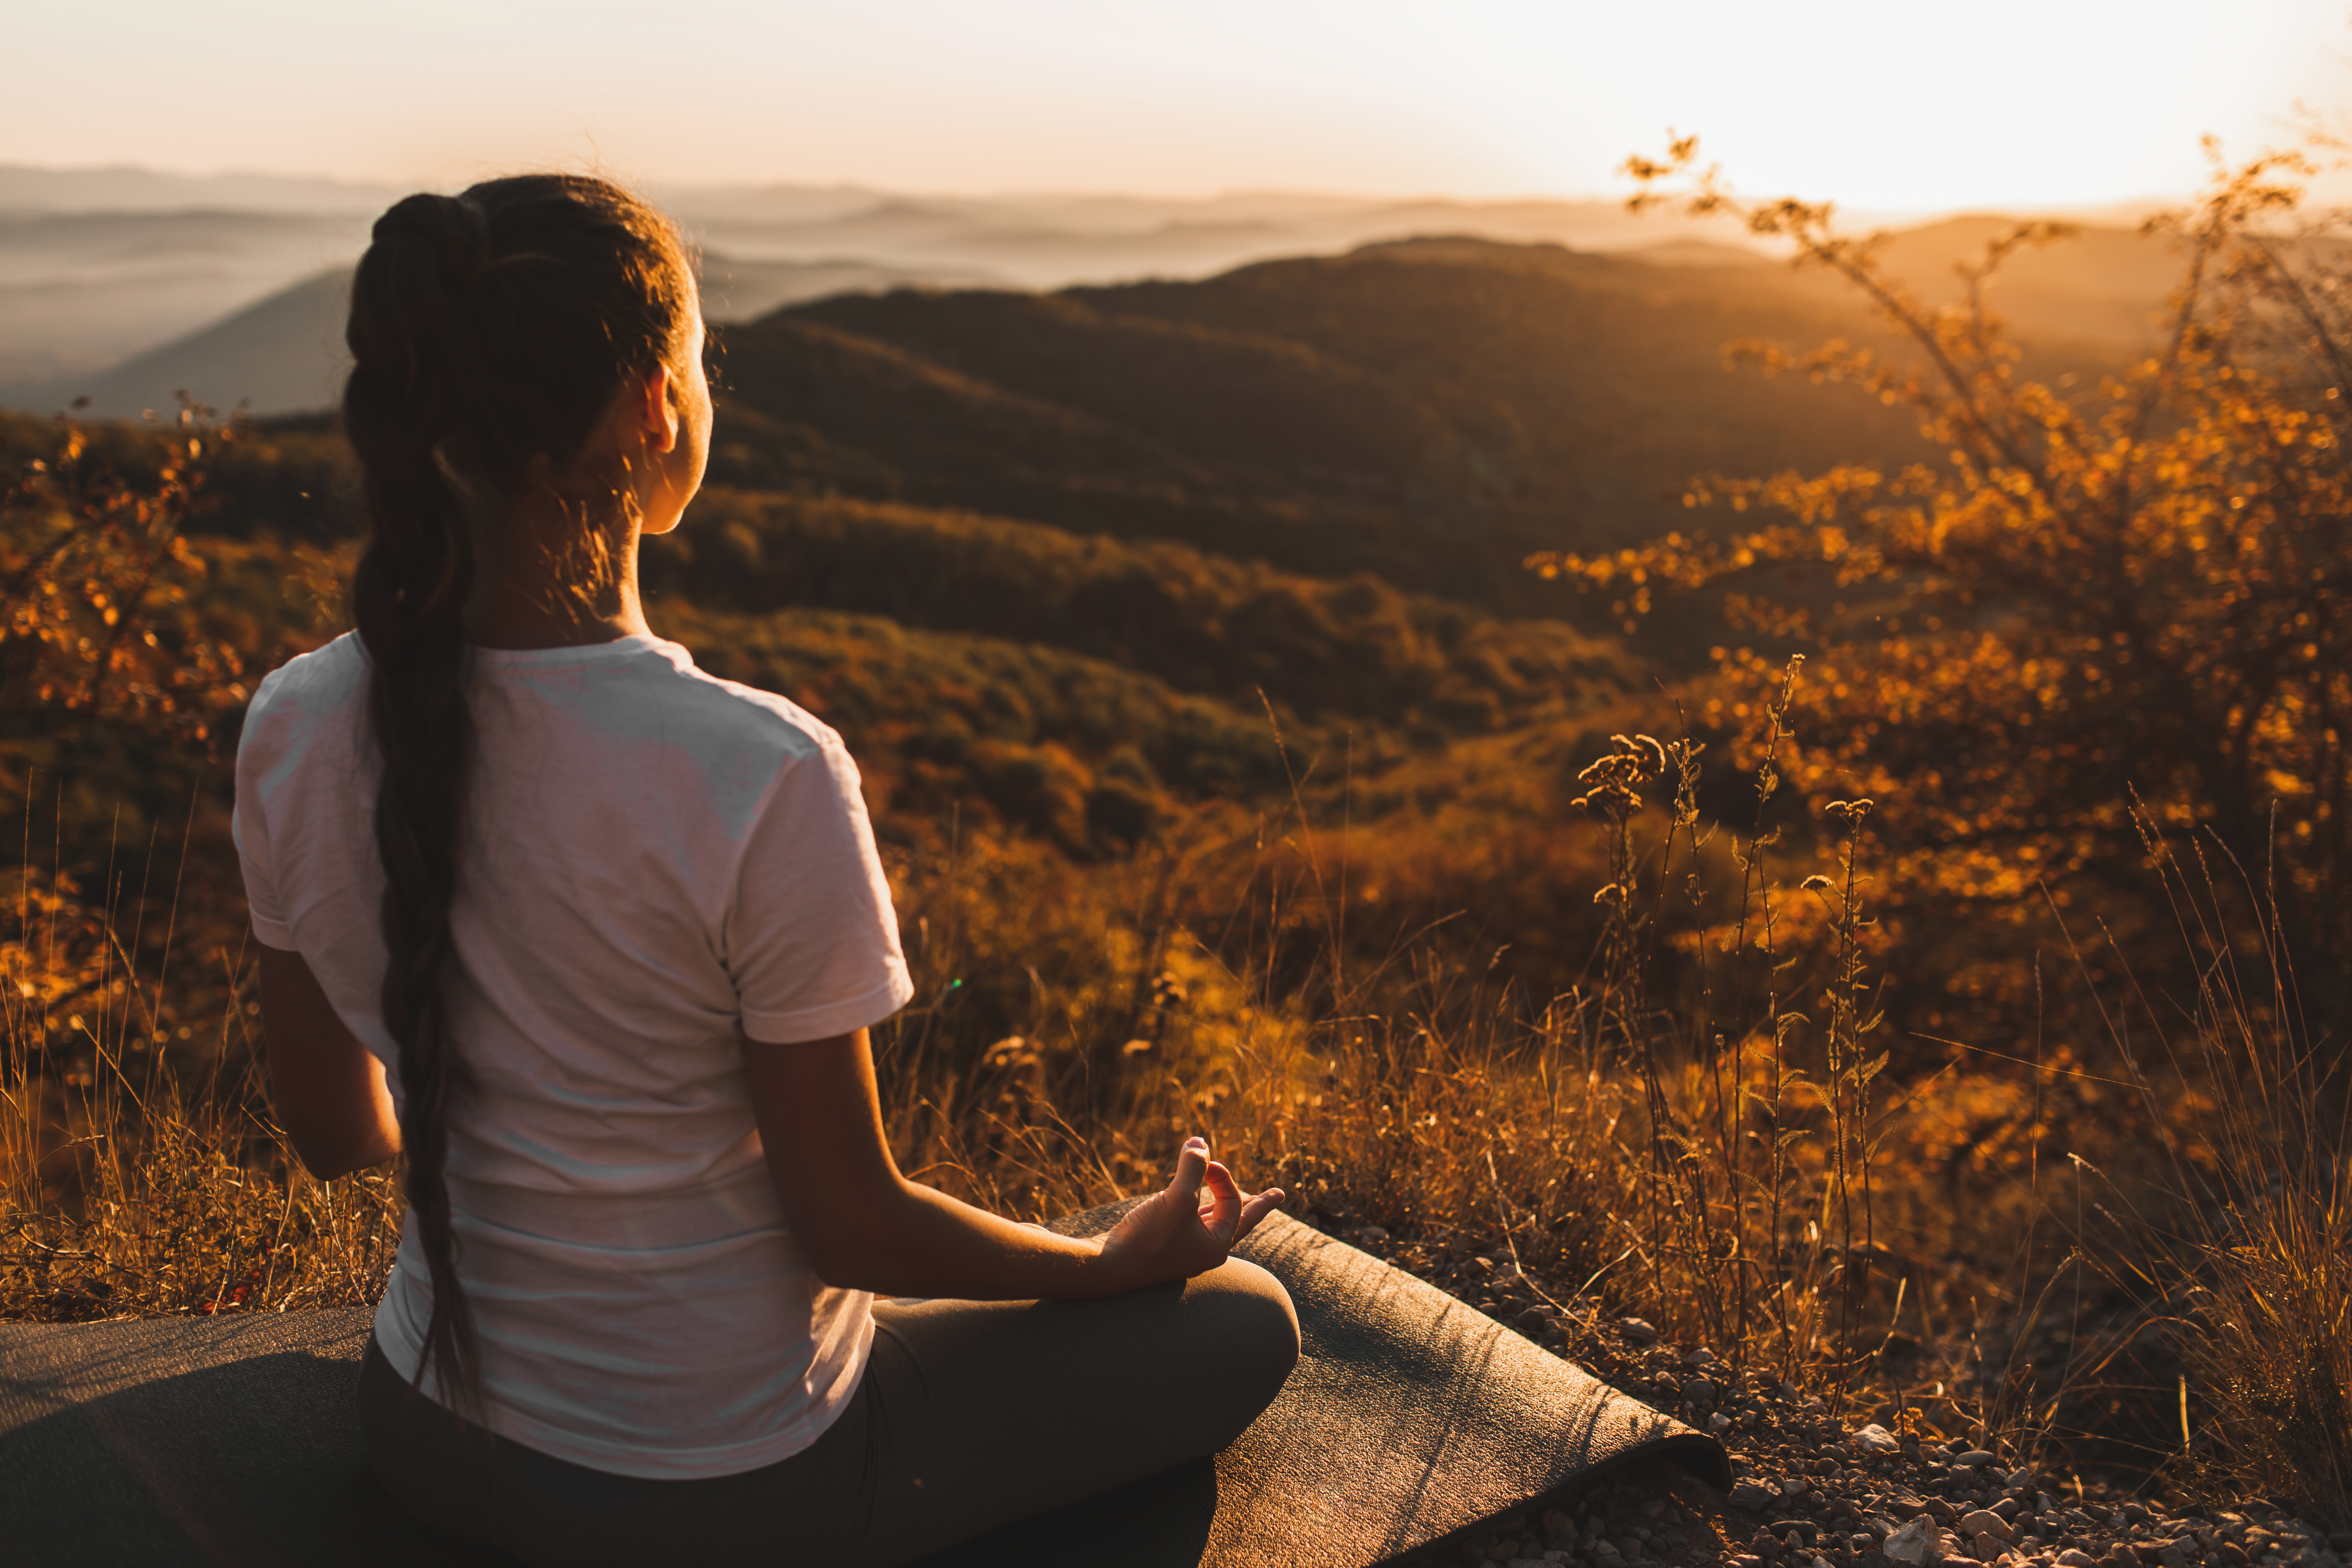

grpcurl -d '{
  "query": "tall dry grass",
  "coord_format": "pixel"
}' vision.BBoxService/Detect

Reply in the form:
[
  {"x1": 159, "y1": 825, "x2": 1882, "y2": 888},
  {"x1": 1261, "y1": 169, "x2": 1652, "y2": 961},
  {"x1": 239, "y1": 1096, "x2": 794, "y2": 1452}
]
[
  {"x1": 2, "y1": 688, "x2": 2344, "y2": 1516},
  {"x1": 2, "y1": 827, "x2": 400, "y2": 1319},
  {"x1": 2071, "y1": 809, "x2": 2352, "y2": 1526}
]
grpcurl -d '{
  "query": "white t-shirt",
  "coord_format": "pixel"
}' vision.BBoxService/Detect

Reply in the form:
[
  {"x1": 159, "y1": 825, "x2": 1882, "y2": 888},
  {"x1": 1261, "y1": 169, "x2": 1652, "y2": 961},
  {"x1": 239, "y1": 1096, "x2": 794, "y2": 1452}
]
[{"x1": 232, "y1": 630, "x2": 914, "y2": 1479}]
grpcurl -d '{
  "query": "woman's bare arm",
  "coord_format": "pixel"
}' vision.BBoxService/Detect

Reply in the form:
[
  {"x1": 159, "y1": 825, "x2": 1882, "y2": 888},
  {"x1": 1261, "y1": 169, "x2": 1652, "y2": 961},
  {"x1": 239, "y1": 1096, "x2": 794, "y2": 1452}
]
[
  {"x1": 255, "y1": 940, "x2": 402, "y2": 1179},
  {"x1": 744, "y1": 1028, "x2": 1281, "y2": 1300}
]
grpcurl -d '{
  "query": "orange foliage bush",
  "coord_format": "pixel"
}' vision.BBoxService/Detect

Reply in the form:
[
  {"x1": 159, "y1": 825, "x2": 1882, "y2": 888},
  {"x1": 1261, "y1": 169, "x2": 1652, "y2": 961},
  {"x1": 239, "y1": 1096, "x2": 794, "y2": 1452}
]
[{"x1": 1534, "y1": 140, "x2": 2352, "y2": 1008}]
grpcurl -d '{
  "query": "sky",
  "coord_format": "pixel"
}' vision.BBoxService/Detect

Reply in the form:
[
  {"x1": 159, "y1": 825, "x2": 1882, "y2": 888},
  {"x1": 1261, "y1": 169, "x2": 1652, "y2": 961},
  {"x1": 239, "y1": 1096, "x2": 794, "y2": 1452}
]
[{"x1": 8, "y1": 0, "x2": 2352, "y2": 210}]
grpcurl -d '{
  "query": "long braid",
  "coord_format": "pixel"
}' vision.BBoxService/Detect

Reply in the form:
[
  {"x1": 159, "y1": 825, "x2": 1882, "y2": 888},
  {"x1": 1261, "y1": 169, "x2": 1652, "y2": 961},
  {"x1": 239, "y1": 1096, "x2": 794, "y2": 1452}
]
[
  {"x1": 348, "y1": 191, "x2": 492, "y2": 1412},
  {"x1": 341, "y1": 178, "x2": 694, "y2": 1416}
]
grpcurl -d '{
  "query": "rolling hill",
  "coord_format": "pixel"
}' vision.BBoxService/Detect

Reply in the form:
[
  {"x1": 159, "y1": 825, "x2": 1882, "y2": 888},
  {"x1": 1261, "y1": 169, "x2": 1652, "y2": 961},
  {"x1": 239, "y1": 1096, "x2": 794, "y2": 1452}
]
[
  {"x1": 704, "y1": 237, "x2": 1962, "y2": 607},
  {"x1": 0, "y1": 254, "x2": 996, "y2": 419}
]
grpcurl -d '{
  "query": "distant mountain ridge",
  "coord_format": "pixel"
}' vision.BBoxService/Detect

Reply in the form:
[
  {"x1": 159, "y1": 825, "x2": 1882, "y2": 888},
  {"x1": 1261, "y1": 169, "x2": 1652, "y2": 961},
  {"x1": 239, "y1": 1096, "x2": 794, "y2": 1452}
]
[
  {"x1": 1, "y1": 162, "x2": 2217, "y2": 413},
  {"x1": 0, "y1": 163, "x2": 1784, "y2": 393},
  {"x1": 0, "y1": 253, "x2": 995, "y2": 418}
]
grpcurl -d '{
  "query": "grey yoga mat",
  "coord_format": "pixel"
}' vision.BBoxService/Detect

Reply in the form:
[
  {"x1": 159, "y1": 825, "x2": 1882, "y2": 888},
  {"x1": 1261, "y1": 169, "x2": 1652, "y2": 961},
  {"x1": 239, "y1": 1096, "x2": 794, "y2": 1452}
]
[
  {"x1": 0, "y1": 1210, "x2": 1726, "y2": 1567},
  {"x1": 913, "y1": 1203, "x2": 1730, "y2": 1566}
]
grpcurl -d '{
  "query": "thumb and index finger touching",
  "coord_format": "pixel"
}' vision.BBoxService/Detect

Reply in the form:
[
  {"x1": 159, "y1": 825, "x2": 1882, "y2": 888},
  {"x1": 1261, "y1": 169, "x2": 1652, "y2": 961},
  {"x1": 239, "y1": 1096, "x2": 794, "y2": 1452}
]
[{"x1": 1166, "y1": 1135, "x2": 1285, "y2": 1248}]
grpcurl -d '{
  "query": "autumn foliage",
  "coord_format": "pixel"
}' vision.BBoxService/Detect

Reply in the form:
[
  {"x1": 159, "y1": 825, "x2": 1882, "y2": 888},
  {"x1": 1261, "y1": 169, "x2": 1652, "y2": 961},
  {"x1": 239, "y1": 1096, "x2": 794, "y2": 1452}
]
[
  {"x1": 11, "y1": 135, "x2": 2352, "y2": 1516},
  {"x1": 1535, "y1": 139, "x2": 2352, "y2": 1009}
]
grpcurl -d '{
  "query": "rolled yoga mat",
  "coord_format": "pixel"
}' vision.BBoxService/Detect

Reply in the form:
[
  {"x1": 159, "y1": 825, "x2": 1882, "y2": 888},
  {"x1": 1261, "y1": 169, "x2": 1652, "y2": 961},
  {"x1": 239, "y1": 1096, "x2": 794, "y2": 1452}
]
[
  {"x1": 915, "y1": 1203, "x2": 1730, "y2": 1567},
  {"x1": 0, "y1": 1210, "x2": 1726, "y2": 1567}
]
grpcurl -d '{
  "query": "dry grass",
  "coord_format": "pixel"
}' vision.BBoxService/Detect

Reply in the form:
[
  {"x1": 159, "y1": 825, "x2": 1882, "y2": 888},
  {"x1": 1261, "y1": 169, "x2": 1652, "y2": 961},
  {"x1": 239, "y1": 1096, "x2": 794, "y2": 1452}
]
[
  {"x1": 2, "y1": 853, "x2": 400, "y2": 1320},
  {"x1": 2086, "y1": 812, "x2": 2352, "y2": 1527},
  {"x1": 1, "y1": 715, "x2": 2343, "y2": 1517}
]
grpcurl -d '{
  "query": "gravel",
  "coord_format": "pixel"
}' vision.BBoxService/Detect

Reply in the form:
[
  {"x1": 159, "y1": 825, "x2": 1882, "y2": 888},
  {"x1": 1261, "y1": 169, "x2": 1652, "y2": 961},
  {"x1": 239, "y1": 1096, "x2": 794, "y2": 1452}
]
[{"x1": 1318, "y1": 1220, "x2": 2329, "y2": 1568}]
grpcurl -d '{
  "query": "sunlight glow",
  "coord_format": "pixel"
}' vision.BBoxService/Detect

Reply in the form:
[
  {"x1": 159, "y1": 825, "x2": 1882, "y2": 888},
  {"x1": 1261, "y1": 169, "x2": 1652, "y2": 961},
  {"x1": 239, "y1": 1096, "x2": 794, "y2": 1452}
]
[{"x1": 4, "y1": 0, "x2": 2347, "y2": 208}]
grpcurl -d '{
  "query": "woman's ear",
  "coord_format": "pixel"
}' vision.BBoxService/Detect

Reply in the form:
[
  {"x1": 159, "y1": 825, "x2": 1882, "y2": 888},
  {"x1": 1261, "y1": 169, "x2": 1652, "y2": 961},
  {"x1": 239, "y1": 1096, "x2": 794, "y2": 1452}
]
[{"x1": 635, "y1": 364, "x2": 681, "y2": 455}]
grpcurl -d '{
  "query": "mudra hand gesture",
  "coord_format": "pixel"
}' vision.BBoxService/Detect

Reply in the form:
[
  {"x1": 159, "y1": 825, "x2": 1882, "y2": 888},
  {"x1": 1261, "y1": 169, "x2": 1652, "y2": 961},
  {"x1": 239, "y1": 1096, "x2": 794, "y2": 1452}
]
[{"x1": 1100, "y1": 1138, "x2": 1285, "y2": 1284}]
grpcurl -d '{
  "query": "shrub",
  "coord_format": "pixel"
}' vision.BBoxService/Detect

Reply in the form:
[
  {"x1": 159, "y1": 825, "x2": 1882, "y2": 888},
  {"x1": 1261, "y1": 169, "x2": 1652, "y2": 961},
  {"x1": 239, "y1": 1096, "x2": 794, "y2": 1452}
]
[{"x1": 1535, "y1": 138, "x2": 2352, "y2": 1021}]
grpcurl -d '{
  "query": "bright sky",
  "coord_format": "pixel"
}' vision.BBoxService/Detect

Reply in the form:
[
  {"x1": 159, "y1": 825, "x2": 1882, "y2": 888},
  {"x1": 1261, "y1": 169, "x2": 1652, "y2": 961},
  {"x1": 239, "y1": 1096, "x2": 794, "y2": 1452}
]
[{"x1": 8, "y1": 0, "x2": 2350, "y2": 209}]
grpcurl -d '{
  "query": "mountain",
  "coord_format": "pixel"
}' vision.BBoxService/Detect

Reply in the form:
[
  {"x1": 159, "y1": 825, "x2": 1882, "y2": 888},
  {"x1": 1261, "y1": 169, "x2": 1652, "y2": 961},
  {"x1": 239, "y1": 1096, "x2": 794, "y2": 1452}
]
[
  {"x1": 4, "y1": 162, "x2": 2226, "y2": 408},
  {"x1": 25, "y1": 230, "x2": 2147, "y2": 612},
  {"x1": 0, "y1": 209, "x2": 372, "y2": 385},
  {"x1": 18, "y1": 268, "x2": 356, "y2": 419},
  {"x1": 0, "y1": 165, "x2": 1782, "y2": 384},
  {"x1": 0, "y1": 254, "x2": 992, "y2": 419},
  {"x1": 700, "y1": 237, "x2": 1958, "y2": 608},
  {"x1": 0, "y1": 164, "x2": 400, "y2": 215}
]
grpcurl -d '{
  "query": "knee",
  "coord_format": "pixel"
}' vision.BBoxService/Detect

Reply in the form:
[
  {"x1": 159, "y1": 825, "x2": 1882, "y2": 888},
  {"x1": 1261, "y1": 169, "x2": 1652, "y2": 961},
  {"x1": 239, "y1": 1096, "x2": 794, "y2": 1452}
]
[{"x1": 1191, "y1": 1256, "x2": 1301, "y2": 1402}]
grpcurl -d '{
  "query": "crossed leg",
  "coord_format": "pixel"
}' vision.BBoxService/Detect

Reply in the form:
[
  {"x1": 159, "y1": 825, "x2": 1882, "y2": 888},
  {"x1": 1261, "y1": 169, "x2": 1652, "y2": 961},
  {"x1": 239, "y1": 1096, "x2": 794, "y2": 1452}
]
[{"x1": 361, "y1": 1255, "x2": 1299, "y2": 1568}]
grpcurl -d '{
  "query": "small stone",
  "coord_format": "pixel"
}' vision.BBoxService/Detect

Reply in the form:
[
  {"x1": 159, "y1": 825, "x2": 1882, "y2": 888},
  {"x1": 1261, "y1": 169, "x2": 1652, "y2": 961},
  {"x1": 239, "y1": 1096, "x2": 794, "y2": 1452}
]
[
  {"x1": 1953, "y1": 1452, "x2": 1997, "y2": 1469},
  {"x1": 1623, "y1": 1318, "x2": 1660, "y2": 1344},
  {"x1": 1734, "y1": 1483, "x2": 1780, "y2": 1512},
  {"x1": 1854, "y1": 1424, "x2": 1903, "y2": 1455},
  {"x1": 2058, "y1": 1555, "x2": 2099, "y2": 1568},
  {"x1": 1886, "y1": 1519, "x2": 1940, "y2": 1566},
  {"x1": 1711, "y1": 1412, "x2": 1735, "y2": 1433},
  {"x1": 1732, "y1": 1558, "x2": 1765, "y2": 1568},
  {"x1": 2156, "y1": 1550, "x2": 2188, "y2": 1568},
  {"x1": 1976, "y1": 1535, "x2": 2006, "y2": 1561},
  {"x1": 1963, "y1": 1514, "x2": 2017, "y2": 1545}
]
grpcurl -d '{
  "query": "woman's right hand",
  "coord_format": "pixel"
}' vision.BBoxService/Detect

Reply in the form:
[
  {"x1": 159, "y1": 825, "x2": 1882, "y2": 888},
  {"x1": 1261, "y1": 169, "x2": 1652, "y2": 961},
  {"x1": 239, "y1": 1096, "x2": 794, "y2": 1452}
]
[{"x1": 1098, "y1": 1137, "x2": 1284, "y2": 1290}]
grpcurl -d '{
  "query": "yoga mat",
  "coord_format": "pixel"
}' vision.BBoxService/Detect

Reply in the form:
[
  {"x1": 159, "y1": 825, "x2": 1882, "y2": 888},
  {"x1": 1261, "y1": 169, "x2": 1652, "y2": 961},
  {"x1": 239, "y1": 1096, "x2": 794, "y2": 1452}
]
[
  {"x1": 0, "y1": 1211, "x2": 1725, "y2": 1567},
  {"x1": 914, "y1": 1204, "x2": 1730, "y2": 1567},
  {"x1": 0, "y1": 1306, "x2": 502, "y2": 1568}
]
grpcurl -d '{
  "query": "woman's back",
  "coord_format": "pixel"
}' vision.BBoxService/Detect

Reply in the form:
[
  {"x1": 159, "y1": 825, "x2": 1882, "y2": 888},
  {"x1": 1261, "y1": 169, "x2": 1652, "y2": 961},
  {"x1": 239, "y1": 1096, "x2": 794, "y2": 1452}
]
[
  {"x1": 249, "y1": 174, "x2": 1293, "y2": 1565},
  {"x1": 236, "y1": 629, "x2": 912, "y2": 1476}
]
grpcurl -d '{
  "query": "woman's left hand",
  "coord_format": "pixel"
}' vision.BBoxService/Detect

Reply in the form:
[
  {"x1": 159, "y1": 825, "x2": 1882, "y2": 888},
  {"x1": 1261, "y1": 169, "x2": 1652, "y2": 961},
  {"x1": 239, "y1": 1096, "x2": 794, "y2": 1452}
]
[{"x1": 1097, "y1": 1137, "x2": 1283, "y2": 1290}]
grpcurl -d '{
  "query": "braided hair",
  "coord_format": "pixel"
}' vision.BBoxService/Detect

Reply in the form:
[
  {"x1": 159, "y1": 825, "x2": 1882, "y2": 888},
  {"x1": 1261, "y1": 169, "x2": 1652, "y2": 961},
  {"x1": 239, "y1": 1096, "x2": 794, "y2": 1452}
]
[{"x1": 343, "y1": 175, "x2": 695, "y2": 1412}]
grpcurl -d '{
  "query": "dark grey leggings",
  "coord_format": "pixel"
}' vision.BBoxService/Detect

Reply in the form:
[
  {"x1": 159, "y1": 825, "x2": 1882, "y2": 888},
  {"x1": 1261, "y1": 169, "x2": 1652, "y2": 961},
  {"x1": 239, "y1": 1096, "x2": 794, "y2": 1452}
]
[{"x1": 359, "y1": 1258, "x2": 1299, "y2": 1567}]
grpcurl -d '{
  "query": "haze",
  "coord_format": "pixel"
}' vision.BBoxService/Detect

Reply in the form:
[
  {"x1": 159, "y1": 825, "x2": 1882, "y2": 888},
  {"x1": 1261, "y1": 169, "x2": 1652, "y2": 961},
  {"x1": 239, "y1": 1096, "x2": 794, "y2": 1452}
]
[{"x1": 8, "y1": 0, "x2": 2350, "y2": 211}]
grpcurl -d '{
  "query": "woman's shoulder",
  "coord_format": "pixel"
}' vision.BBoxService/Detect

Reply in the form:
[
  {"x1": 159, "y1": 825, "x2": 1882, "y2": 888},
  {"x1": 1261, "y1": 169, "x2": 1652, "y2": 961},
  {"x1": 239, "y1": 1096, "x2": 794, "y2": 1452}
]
[
  {"x1": 626, "y1": 639, "x2": 847, "y2": 765},
  {"x1": 240, "y1": 634, "x2": 368, "y2": 744}
]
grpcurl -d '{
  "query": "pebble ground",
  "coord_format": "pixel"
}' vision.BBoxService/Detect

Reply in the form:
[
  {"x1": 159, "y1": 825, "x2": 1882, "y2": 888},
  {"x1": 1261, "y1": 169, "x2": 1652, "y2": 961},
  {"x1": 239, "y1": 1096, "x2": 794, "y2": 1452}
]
[{"x1": 1319, "y1": 1222, "x2": 2338, "y2": 1568}]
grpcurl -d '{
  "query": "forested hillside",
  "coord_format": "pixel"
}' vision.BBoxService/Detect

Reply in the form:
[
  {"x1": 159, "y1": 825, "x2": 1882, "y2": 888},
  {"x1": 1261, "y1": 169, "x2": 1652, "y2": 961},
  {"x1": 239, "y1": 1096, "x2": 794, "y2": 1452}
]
[
  {"x1": 710, "y1": 237, "x2": 1956, "y2": 608},
  {"x1": 4, "y1": 228, "x2": 2142, "y2": 923}
]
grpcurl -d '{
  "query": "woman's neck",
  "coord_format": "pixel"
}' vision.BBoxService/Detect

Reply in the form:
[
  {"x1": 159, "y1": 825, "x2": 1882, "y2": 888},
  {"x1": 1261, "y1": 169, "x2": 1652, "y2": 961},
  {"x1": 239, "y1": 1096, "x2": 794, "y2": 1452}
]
[{"x1": 462, "y1": 504, "x2": 651, "y2": 650}]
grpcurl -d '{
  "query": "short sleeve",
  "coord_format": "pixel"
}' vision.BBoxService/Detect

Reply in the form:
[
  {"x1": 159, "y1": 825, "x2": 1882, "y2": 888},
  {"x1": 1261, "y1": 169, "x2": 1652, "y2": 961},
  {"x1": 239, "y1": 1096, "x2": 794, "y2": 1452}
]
[
  {"x1": 726, "y1": 739, "x2": 914, "y2": 1044},
  {"x1": 232, "y1": 722, "x2": 297, "y2": 951}
]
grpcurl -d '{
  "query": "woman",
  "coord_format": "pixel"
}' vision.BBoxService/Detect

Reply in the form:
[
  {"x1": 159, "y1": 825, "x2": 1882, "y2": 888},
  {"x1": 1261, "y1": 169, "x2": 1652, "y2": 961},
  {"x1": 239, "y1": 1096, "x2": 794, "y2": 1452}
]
[{"x1": 233, "y1": 174, "x2": 1297, "y2": 1567}]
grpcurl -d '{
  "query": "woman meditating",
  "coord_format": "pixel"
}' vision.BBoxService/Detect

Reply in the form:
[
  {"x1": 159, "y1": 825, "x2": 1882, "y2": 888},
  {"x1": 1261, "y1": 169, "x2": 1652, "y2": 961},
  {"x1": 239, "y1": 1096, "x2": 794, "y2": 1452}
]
[{"x1": 233, "y1": 174, "x2": 1298, "y2": 1567}]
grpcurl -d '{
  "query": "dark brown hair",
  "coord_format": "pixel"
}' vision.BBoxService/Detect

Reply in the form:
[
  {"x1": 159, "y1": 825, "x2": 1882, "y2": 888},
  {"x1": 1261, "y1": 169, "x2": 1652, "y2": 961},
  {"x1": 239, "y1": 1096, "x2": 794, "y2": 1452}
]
[{"x1": 343, "y1": 174, "x2": 694, "y2": 1409}]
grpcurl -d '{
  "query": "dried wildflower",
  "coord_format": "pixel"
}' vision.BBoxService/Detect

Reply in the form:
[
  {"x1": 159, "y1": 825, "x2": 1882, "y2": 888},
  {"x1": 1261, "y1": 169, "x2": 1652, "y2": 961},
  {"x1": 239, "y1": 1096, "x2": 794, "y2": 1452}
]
[{"x1": 1573, "y1": 733, "x2": 1670, "y2": 819}]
